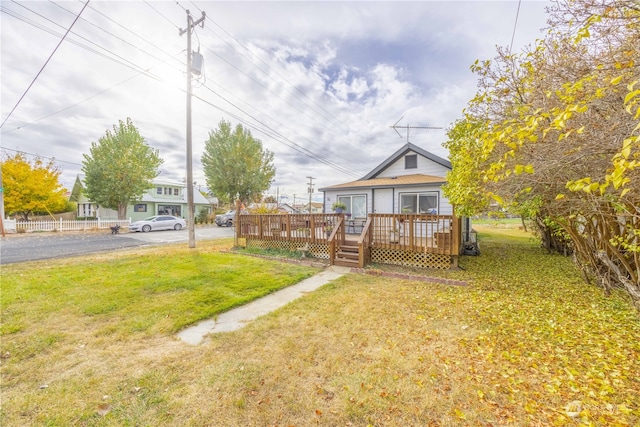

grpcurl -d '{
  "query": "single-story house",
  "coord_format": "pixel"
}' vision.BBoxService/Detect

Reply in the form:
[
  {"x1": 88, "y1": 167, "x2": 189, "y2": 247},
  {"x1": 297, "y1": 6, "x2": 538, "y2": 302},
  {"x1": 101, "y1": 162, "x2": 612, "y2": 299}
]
[
  {"x1": 304, "y1": 202, "x2": 324, "y2": 214},
  {"x1": 320, "y1": 142, "x2": 450, "y2": 215},
  {"x1": 70, "y1": 175, "x2": 211, "y2": 221},
  {"x1": 320, "y1": 141, "x2": 472, "y2": 248},
  {"x1": 235, "y1": 142, "x2": 470, "y2": 269},
  {"x1": 277, "y1": 203, "x2": 299, "y2": 214}
]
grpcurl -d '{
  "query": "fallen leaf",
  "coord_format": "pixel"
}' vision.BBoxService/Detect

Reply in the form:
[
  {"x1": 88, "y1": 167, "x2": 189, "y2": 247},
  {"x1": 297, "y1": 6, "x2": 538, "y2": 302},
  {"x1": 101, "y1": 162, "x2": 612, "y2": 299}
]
[
  {"x1": 565, "y1": 400, "x2": 582, "y2": 418},
  {"x1": 97, "y1": 403, "x2": 111, "y2": 417}
]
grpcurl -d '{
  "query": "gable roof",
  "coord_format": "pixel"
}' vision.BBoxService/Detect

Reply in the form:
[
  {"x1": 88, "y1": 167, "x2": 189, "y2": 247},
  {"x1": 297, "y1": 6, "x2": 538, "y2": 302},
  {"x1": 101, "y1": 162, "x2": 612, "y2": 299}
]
[
  {"x1": 320, "y1": 173, "x2": 446, "y2": 191},
  {"x1": 361, "y1": 142, "x2": 451, "y2": 180}
]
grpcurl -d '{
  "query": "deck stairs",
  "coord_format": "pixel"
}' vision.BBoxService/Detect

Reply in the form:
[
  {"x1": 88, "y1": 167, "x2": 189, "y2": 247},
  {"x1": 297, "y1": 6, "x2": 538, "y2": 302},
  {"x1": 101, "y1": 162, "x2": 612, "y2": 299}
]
[{"x1": 333, "y1": 239, "x2": 360, "y2": 268}]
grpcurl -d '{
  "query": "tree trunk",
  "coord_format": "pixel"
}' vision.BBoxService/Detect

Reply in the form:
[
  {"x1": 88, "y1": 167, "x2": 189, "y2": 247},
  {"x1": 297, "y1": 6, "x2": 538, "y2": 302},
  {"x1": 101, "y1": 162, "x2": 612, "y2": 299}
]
[
  {"x1": 520, "y1": 216, "x2": 527, "y2": 233},
  {"x1": 117, "y1": 203, "x2": 127, "y2": 220}
]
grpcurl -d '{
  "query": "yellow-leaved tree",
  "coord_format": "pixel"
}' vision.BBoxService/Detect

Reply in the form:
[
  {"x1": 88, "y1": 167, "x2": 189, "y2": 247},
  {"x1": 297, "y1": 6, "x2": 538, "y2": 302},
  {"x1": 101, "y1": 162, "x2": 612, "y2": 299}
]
[
  {"x1": 443, "y1": 0, "x2": 640, "y2": 307},
  {"x1": 1, "y1": 153, "x2": 68, "y2": 221}
]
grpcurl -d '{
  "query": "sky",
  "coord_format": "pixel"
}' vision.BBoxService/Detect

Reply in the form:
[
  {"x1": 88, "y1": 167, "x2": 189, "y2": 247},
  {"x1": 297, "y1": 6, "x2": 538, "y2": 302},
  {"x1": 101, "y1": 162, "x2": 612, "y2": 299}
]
[{"x1": 1, "y1": 0, "x2": 552, "y2": 204}]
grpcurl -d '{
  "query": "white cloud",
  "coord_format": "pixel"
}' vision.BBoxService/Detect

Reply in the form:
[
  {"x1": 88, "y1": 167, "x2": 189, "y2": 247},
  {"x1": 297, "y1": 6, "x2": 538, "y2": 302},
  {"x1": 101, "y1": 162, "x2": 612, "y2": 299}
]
[{"x1": 1, "y1": 0, "x2": 551, "y2": 198}]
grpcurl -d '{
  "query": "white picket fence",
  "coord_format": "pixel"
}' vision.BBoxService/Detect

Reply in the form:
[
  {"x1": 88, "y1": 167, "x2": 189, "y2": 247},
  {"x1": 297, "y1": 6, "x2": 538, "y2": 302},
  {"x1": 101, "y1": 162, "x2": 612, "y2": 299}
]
[{"x1": 9, "y1": 218, "x2": 131, "y2": 233}]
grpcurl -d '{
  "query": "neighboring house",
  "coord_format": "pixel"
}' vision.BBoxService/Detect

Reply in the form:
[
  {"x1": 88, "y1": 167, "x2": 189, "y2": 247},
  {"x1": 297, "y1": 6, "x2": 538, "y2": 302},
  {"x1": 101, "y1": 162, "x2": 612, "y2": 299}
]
[
  {"x1": 277, "y1": 203, "x2": 299, "y2": 214},
  {"x1": 70, "y1": 175, "x2": 211, "y2": 221},
  {"x1": 245, "y1": 202, "x2": 301, "y2": 214},
  {"x1": 303, "y1": 202, "x2": 323, "y2": 214},
  {"x1": 206, "y1": 195, "x2": 219, "y2": 209}
]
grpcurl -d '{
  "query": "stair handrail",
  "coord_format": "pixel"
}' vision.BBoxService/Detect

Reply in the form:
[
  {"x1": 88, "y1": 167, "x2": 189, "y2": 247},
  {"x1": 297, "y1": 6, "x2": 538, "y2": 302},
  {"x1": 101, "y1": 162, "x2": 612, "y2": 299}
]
[
  {"x1": 356, "y1": 216, "x2": 373, "y2": 268},
  {"x1": 327, "y1": 216, "x2": 344, "y2": 265}
]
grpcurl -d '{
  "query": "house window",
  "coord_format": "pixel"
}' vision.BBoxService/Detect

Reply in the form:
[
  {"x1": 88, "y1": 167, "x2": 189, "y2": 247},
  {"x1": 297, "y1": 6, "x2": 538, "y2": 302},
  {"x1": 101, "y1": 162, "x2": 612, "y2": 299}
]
[
  {"x1": 164, "y1": 187, "x2": 171, "y2": 195},
  {"x1": 79, "y1": 203, "x2": 94, "y2": 217},
  {"x1": 158, "y1": 204, "x2": 181, "y2": 216},
  {"x1": 173, "y1": 188, "x2": 179, "y2": 196},
  {"x1": 337, "y1": 195, "x2": 367, "y2": 218},
  {"x1": 134, "y1": 204, "x2": 147, "y2": 213},
  {"x1": 399, "y1": 192, "x2": 438, "y2": 214},
  {"x1": 156, "y1": 187, "x2": 162, "y2": 195},
  {"x1": 405, "y1": 154, "x2": 417, "y2": 169}
]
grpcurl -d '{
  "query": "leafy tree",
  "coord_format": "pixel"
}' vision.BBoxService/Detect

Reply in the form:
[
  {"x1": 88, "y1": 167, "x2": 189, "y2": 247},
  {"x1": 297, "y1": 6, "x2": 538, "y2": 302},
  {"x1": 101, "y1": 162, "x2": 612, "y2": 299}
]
[
  {"x1": 195, "y1": 206, "x2": 210, "y2": 224},
  {"x1": 444, "y1": 0, "x2": 640, "y2": 307},
  {"x1": 442, "y1": 118, "x2": 492, "y2": 217},
  {"x1": 201, "y1": 119, "x2": 276, "y2": 208},
  {"x1": 263, "y1": 195, "x2": 277, "y2": 204},
  {"x1": 1, "y1": 153, "x2": 68, "y2": 221},
  {"x1": 82, "y1": 118, "x2": 163, "y2": 219}
]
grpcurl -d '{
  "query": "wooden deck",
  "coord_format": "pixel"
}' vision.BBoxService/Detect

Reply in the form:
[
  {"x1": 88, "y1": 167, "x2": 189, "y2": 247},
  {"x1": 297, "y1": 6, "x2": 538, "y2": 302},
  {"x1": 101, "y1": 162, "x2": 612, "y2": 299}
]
[{"x1": 236, "y1": 213, "x2": 461, "y2": 269}]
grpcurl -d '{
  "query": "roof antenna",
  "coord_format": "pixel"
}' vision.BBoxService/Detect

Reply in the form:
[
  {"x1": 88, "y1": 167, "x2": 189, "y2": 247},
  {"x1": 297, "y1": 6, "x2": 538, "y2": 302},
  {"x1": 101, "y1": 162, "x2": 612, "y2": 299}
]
[{"x1": 390, "y1": 116, "x2": 443, "y2": 142}]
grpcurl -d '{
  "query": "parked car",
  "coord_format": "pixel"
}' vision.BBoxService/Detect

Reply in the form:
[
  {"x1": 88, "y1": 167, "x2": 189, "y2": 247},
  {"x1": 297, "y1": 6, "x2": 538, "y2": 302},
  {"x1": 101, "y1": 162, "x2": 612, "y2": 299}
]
[
  {"x1": 129, "y1": 215, "x2": 186, "y2": 232},
  {"x1": 215, "y1": 210, "x2": 236, "y2": 227}
]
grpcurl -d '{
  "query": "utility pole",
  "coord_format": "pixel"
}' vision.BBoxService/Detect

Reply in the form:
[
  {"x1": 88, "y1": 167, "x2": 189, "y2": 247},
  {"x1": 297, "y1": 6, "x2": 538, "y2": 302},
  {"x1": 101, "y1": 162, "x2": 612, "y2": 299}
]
[
  {"x1": 180, "y1": 9, "x2": 205, "y2": 249},
  {"x1": 307, "y1": 176, "x2": 315, "y2": 213},
  {"x1": 390, "y1": 116, "x2": 442, "y2": 142}
]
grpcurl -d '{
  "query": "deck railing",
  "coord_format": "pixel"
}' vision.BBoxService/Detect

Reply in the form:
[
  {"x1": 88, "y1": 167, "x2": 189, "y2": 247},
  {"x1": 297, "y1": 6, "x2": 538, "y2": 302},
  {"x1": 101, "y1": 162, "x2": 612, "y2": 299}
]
[
  {"x1": 357, "y1": 216, "x2": 373, "y2": 267},
  {"x1": 237, "y1": 213, "x2": 460, "y2": 268},
  {"x1": 237, "y1": 213, "x2": 343, "y2": 243},
  {"x1": 327, "y1": 216, "x2": 345, "y2": 265},
  {"x1": 368, "y1": 214, "x2": 460, "y2": 255},
  {"x1": 237, "y1": 213, "x2": 461, "y2": 256}
]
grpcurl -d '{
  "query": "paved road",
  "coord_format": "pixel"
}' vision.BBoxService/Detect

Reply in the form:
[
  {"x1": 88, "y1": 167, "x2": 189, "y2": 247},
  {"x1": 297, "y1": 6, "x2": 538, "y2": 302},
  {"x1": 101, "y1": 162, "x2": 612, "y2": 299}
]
[{"x1": 0, "y1": 226, "x2": 235, "y2": 265}]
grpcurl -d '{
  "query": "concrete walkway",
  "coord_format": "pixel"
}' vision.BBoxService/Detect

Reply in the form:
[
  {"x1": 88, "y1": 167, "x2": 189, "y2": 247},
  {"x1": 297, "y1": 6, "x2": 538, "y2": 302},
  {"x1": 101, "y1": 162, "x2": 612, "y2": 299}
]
[{"x1": 177, "y1": 265, "x2": 351, "y2": 345}]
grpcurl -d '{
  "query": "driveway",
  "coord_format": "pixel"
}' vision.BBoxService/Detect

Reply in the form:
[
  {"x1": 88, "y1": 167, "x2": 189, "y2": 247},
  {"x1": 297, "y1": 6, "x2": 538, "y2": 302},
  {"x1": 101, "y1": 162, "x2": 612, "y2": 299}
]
[{"x1": 0, "y1": 226, "x2": 235, "y2": 264}]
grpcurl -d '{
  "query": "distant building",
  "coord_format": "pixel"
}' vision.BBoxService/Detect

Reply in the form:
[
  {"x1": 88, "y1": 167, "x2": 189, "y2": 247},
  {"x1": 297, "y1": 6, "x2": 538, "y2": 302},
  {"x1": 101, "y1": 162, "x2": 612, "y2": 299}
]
[{"x1": 70, "y1": 175, "x2": 211, "y2": 220}]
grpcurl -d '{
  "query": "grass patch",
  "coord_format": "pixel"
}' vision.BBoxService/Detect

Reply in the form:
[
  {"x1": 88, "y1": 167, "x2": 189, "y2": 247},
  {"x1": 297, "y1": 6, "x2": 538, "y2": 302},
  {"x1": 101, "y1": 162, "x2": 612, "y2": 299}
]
[
  {"x1": 238, "y1": 246, "x2": 309, "y2": 260},
  {"x1": 472, "y1": 216, "x2": 525, "y2": 228},
  {"x1": 1, "y1": 239, "x2": 318, "y2": 357},
  {"x1": 1, "y1": 231, "x2": 639, "y2": 426}
]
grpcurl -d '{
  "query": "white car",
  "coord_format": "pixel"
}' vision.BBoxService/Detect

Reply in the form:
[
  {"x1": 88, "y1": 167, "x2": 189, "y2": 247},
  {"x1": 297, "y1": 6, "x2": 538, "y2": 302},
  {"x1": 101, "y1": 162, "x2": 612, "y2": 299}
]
[{"x1": 129, "y1": 215, "x2": 186, "y2": 232}]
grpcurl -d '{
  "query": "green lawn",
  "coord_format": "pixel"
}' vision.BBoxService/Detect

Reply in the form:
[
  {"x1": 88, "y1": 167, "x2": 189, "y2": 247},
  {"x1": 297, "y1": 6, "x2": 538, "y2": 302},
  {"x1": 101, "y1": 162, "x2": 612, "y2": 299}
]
[
  {"x1": 1, "y1": 231, "x2": 638, "y2": 426},
  {"x1": 1, "y1": 239, "x2": 318, "y2": 359}
]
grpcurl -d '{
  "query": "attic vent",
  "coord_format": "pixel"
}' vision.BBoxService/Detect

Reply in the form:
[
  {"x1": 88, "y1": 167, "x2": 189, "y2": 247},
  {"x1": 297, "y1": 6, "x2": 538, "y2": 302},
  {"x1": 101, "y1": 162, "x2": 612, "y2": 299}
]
[{"x1": 405, "y1": 154, "x2": 417, "y2": 169}]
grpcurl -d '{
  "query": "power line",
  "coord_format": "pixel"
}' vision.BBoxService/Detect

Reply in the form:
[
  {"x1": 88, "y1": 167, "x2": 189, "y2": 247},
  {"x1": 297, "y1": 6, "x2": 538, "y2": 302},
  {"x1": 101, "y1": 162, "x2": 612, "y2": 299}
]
[
  {"x1": 0, "y1": 0, "x2": 90, "y2": 129},
  {"x1": 0, "y1": 147, "x2": 83, "y2": 167},
  {"x1": 509, "y1": 0, "x2": 522, "y2": 54},
  {"x1": 2, "y1": 3, "x2": 165, "y2": 82},
  {"x1": 174, "y1": 3, "x2": 363, "y2": 176},
  {"x1": 192, "y1": 87, "x2": 361, "y2": 178},
  {"x1": 0, "y1": 51, "x2": 185, "y2": 135},
  {"x1": 2, "y1": 1, "x2": 365, "y2": 179},
  {"x1": 175, "y1": 1, "x2": 187, "y2": 12},
  {"x1": 197, "y1": 32, "x2": 359, "y2": 171},
  {"x1": 189, "y1": 0, "x2": 374, "y2": 147},
  {"x1": 49, "y1": 1, "x2": 181, "y2": 73},
  {"x1": 144, "y1": 0, "x2": 180, "y2": 30}
]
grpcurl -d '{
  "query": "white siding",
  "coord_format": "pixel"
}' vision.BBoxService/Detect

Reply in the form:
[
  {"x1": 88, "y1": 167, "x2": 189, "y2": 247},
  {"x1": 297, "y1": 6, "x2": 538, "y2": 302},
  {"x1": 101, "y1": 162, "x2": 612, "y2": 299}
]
[
  {"x1": 325, "y1": 186, "x2": 453, "y2": 215},
  {"x1": 376, "y1": 150, "x2": 450, "y2": 178}
]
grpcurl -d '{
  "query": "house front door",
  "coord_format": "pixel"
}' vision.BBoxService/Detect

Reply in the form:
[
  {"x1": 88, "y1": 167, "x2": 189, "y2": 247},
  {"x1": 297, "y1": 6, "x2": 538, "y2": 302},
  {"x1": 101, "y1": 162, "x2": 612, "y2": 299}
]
[{"x1": 373, "y1": 188, "x2": 393, "y2": 214}]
